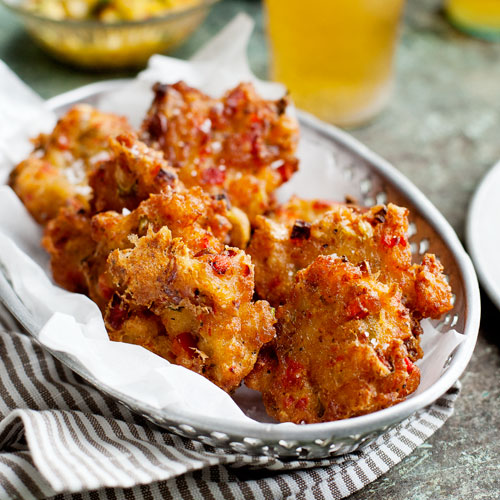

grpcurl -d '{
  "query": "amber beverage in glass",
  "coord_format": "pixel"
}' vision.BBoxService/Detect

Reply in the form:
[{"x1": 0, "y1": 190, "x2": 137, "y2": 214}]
[
  {"x1": 264, "y1": 0, "x2": 405, "y2": 127},
  {"x1": 446, "y1": 0, "x2": 500, "y2": 40}
]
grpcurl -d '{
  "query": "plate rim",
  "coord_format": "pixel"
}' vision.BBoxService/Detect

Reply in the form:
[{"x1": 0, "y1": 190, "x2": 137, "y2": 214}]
[
  {"x1": 2, "y1": 78, "x2": 480, "y2": 443},
  {"x1": 466, "y1": 159, "x2": 500, "y2": 310}
]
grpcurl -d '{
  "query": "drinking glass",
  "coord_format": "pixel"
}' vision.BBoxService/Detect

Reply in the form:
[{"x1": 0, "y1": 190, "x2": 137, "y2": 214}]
[
  {"x1": 264, "y1": 0, "x2": 405, "y2": 127},
  {"x1": 446, "y1": 0, "x2": 500, "y2": 40}
]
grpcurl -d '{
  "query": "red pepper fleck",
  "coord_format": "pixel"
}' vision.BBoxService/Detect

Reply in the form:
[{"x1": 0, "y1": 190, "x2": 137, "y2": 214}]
[
  {"x1": 225, "y1": 88, "x2": 245, "y2": 111},
  {"x1": 98, "y1": 276, "x2": 114, "y2": 302},
  {"x1": 283, "y1": 359, "x2": 304, "y2": 388},
  {"x1": 151, "y1": 162, "x2": 162, "y2": 177},
  {"x1": 382, "y1": 235, "x2": 399, "y2": 248},
  {"x1": 210, "y1": 254, "x2": 231, "y2": 275},
  {"x1": 251, "y1": 135, "x2": 261, "y2": 158},
  {"x1": 107, "y1": 299, "x2": 127, "y2": 330},
  {"x1": 346, "y1": 297, "x2": 370, "y2": 321},
  {"x1": 175, "y1": 332, "x2": 198, "y2": 357},
  {"x1": 296, "y1": 397, "x2": 308, "y2": 410},
  {"x1": 277, "y1": 162, "x2": 296, "y2": 183},
  {"x1": 312, "y1": 199, "x2": 335, "y2": 210},
  {"x1": 404, "y1": 357, "x2": 415, "y2": 373},
  {"x1": 201, "y1": 166, "x2": 225, "y2": 185},
  {"x1": 382, "y1": 234, "x2": 407, "y2": 248},
  {"x1": 250, "y1": 113, "x2": 261, "y2": 123},
  {"x1": 199, "y1": 236, "x2": 211, "y2": 249}
]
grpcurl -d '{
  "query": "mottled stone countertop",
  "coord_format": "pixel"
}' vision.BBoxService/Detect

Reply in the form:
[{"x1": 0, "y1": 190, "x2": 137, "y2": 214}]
[{"x1": 1, "y1": 0, "x2": 499, "y2": 497}]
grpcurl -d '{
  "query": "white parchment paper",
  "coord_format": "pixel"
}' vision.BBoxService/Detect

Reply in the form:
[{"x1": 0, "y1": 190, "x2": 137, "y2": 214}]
[{"x1": 0, "y1": 14, "x2": 463, "y2": 425}]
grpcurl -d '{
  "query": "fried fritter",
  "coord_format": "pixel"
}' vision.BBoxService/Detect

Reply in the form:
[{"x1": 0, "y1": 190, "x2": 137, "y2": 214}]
[
  {"x1": 245, "y1": 255, "x2": 421, "y2": 423},
  {"x1": 248, "y1": 202, "x2": 453, "y2": 321},
  {"x1": 105, "y1": 226, "x2": 276, "y2": 392},
  {"x1": 141, "y1": 81, "x2": 300, "y2": 221},
  {"x1": 43, "y1": 185, "x2": 233, "y2": 309},
  {"x1": 9, "y1": 104, "x2": 133, "y2": 223},
  {"x1": 41, "y1": 183, "x2": 268, "y2": 393},
  {"x1": 41, "y1": 207, "x2": 94, "y2": 294},
  {"x1": 89, "y1": 132, "x2": 180, "y2": 213}
]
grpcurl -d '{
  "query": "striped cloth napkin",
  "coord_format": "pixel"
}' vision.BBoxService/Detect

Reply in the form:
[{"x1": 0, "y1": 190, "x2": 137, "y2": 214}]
[{"x1": 0, "y1": 302, "x2": 459, "y2": 500}]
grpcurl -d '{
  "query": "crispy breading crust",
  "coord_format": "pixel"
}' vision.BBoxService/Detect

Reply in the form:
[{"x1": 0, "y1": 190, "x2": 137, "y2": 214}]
[
  {"x1": 141, "y1": 81, "x2": 300, "y2": 221},
  {"x1": 245, "y1": 256, "x2": 421, "y2": 423},
  {"x1": 9, "y1": 105, "x2": 133, "y2": 223},
  {"x1": 106, "y1": 226, "x2": 276, "y2": 392},
  {"x1": 89, "y1": 133, "x2": 180, "y2": 213}
]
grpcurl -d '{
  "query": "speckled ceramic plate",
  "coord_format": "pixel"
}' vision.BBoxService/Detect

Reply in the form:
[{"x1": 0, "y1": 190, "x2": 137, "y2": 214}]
[
  {"x1": 0, "y1": 80, "x2": 480, "y2": 459},
  {"x1": 467, "y1": 159, "x2": 500, "y2": 310}
]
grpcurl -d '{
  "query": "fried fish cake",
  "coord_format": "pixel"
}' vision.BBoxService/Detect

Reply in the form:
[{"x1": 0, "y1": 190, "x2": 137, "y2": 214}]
[
  {"x1": 9, "y1": 104, "x2": 133, "y2": 223},
  {"x1": 105, "y1": 226, "x2": 276, "y2": 392},
  {"x1": 248, "y1": 202, "x2": 453, "y2": 320},
  {"x1": 245, "y1": 255, "x2": 421, "y2": 423},
  {"x1": 141, "y1": 81, "x2": 299, "y2": 221}
]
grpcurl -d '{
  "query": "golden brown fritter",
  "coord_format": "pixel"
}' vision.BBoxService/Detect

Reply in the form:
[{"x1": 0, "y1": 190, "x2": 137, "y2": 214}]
[
  {"x1": 245, "y1": 255, "x2": 421, "y2": 423},
  {"x1": 89, "y1": 187, "x2": 233, "y2": 307},
  {"x1": 248, "y1": 202, "x2": 453, "y2": 320},
  {"x1": 9, "y1": 104, "x2": 133, "y2": 223},
  {"x1": 89, "y1": 133, "x2": 181, "y2": 213},
  {"x1": 141, "y1": 81, "x2": 300, "y2": 221},
  {"x1": 105, "y1": 226, "x2": 276, "y2": 392},
  {"x1": 43, "y1": 186, "x2": 233, "y2": 309},
  {"x1": 41, "y1": 207, "x2": 94, "y2": 294}
]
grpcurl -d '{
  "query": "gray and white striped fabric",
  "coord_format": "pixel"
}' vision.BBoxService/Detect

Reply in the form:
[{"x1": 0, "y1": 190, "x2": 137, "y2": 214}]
[{"x1": 0, "y1": 303, "x2": 459, "y2": 500}]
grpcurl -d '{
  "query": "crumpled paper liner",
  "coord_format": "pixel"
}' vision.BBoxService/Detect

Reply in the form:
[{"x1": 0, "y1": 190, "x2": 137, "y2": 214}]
[{"x1": 0, "y1": 14, "x2": 463, "y2": 425}]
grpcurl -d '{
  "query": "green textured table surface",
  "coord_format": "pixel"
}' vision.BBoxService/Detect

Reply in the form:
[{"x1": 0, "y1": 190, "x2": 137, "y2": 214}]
[{"x1": 1, "y1": 0, "x2": 500, "y2": 498}]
